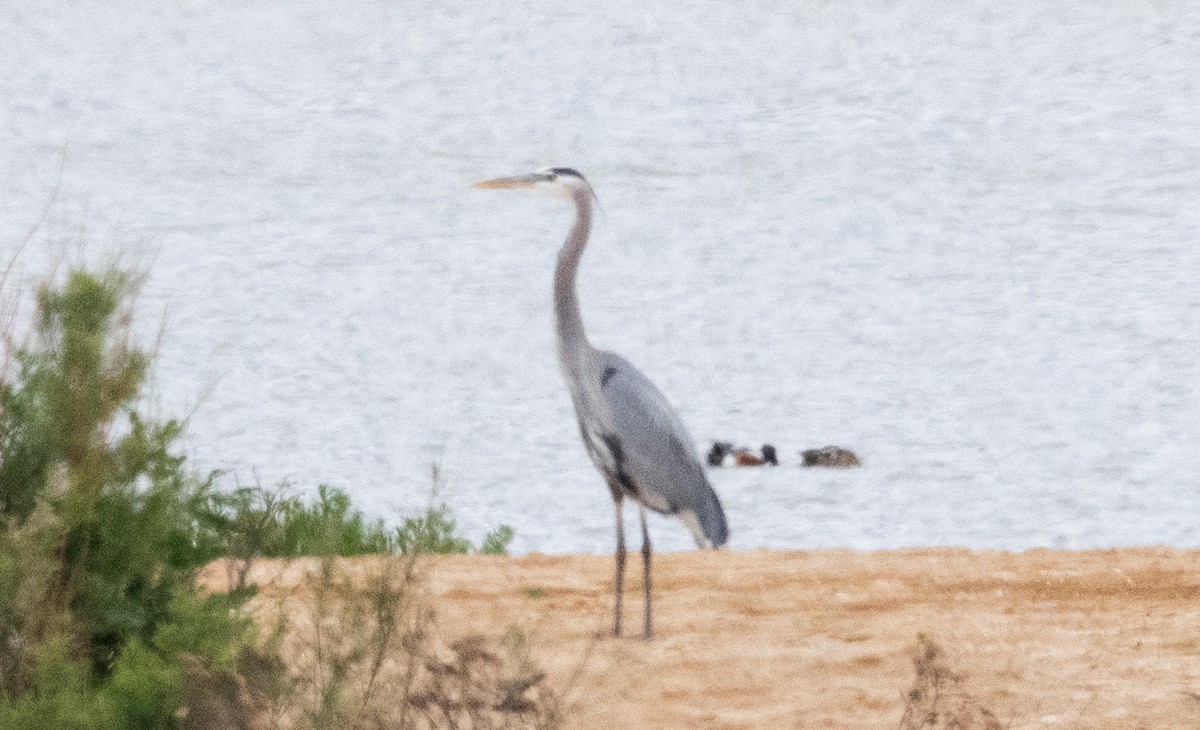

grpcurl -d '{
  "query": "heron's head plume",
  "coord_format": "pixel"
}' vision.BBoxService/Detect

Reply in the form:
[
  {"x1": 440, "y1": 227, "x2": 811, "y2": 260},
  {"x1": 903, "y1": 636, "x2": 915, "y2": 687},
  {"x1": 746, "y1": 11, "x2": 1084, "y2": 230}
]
[{"x1": 473, "y1": 166, "x2": 596, "y2": 201}]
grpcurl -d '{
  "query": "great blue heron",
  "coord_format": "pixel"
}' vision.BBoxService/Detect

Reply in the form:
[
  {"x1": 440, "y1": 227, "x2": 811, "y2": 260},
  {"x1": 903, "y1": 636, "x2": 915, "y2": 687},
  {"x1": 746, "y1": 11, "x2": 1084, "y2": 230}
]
[{"x1": 473, "y1": 167, "x2": 729, "y2": 639}]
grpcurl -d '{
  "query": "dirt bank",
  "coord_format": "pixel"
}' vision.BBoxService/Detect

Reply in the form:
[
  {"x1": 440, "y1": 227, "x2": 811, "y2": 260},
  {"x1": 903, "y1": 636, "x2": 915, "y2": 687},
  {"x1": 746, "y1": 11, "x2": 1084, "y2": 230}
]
[{"x1": 199, "y1": 548, "x2": 1200, "y2": 728}]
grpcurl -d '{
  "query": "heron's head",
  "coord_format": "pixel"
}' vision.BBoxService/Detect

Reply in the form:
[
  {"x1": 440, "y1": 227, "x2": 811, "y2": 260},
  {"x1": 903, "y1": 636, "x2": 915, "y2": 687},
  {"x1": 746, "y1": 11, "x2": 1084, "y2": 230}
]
[{"x1": 472, "y1": 167, "x2": 594, "y2": 199}]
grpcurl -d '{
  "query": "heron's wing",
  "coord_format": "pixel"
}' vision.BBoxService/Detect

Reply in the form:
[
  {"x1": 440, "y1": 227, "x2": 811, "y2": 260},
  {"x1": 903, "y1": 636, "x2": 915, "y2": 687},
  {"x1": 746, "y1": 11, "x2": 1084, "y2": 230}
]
[{"x1": 594, "y1": 351, "x2": 729, "y2": 547}]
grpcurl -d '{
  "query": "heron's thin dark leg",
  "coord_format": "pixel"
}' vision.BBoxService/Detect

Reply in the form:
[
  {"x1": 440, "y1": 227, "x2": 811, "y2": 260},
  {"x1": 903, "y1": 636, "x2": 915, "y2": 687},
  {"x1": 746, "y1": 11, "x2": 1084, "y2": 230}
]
[
  {"x1": 613, "y1": 499, "x2": 626, "y2": 638},
  {"x1": 639, "y1": 505, "x2": 653, "y2": 640}
]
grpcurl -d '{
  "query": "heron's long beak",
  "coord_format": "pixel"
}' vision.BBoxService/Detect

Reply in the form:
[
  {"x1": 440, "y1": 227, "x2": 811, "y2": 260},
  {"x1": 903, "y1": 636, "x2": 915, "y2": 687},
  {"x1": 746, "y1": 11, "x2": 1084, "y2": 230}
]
[{"x1": 471, "y1": 174, "x2": 541, "y2": 190}]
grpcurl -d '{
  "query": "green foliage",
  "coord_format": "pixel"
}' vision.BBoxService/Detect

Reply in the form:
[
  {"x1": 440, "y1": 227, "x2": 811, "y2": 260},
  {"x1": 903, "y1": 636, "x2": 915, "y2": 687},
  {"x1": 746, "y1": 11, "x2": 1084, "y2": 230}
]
[
  {"x1": 0, "y1": 270, "x2": 151, "y2": 524},
  {"x1": 155, "y1": 591, "x2": 249, "y2": 674},
  {"x1": 0, "y1": 496, "x2": 63, "y2": 698},
  {"x1": 395, "y1": 503, "x2": 472, "y2": 555},
  {"x1": 210, "y1": 484, "x2": 395, "y2": 560},
  {"x1": 103, "y1": 640, "x2": 180, "y2": 729},
  {"x1": 480, "y1": 524, "x2": 516, "y2": 556},
  {"x1": 0, "y1": 264, "x2": 520, "y2": 727},
  {"x1": 279, "y1": 484, "x2": 396, "y2": 556},
  {"x1": 0, "y1": 634, "x2": 116, "y2": 730},
  {"x1": 213, "y1": 484, "x2": 515, "y2": 559},
  {"x1": 0, "y1": 267, "x2": 251, "y2": 727}
]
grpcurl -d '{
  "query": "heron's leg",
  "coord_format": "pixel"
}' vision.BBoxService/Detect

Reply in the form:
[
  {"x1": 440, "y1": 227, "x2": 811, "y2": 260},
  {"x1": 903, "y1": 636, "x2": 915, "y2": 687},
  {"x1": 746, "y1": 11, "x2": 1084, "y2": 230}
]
[
  {"x1": 613, "y1": 499, "x2": 626, "y2": 638},
  {"x1": 639, "y1": 505, "x2": 653, "y2": 640}
]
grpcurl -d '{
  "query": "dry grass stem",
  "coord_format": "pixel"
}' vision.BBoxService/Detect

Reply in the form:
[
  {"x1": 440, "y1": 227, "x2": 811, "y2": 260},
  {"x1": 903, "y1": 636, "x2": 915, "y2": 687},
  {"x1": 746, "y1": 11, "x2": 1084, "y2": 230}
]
[{"x1": 899, "y1": 633, "x2": 1002, "y2": 730}]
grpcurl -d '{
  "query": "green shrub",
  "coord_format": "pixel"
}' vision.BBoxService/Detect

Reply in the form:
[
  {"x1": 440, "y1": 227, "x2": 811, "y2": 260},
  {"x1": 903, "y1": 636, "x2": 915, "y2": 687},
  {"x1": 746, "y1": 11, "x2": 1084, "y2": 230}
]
[
  {"x1": 0, "y1": 264, "x2": 520, "y2": 727},
  {"x1": 480, "y1": 524, "x2": 516, "y2": 556},
  {"x1": 0, "y1": 633, "x2": 114, "y2": 729},
  {"x1": 279, "y1": 484, "x2": 396, "y2": 556},
  {"x1": 211, "y1": 484, "x2": 395, "y2": 561},
  {"x1": 213, "y1": 483, "x2": 515, "y2": 560},
  {"x1": 395, "y1": 503, "x2": 472, "y2": 555},
  {"x1": 0, "y1": 268, "x2": 251, "y2": 727}
]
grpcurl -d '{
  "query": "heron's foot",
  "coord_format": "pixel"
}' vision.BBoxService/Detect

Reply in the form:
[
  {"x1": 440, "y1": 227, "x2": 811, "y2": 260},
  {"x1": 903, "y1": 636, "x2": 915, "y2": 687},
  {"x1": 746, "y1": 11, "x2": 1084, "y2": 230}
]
[
  {"x1": 597, "y1": 616, "x2": 622, "y2": 639},
  {"x1": 592, "y1": 627, "x2": 649, "y2": 640}
]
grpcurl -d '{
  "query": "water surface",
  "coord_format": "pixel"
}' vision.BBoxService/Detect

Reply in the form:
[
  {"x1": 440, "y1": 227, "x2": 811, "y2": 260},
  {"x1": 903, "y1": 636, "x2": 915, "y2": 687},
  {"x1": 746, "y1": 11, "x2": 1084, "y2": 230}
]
[{"x1": 3, "y1": 1, "x2": 1198, "y2": 552}]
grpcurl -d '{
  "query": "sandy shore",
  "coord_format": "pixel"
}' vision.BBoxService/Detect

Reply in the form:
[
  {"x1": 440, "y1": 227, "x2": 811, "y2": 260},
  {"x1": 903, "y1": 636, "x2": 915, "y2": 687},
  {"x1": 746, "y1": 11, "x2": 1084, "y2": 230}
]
[{"x1": 199, "y1": 548, "x2": 1200, "y2": 728}]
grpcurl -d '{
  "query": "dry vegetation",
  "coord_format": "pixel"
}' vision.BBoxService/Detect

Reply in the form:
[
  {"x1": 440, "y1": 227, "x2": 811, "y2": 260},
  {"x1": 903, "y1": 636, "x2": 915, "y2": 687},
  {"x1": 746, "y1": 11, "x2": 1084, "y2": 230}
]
[
  {"x1": 202, "y1": 555, "x2": 561, "y2": 729},
  {"x1": 899, "y1": 633, "x2": 1001, "y2": 730},
  {"x1": 201, "y1": 547, "x2": 1200, "y2": 729}
]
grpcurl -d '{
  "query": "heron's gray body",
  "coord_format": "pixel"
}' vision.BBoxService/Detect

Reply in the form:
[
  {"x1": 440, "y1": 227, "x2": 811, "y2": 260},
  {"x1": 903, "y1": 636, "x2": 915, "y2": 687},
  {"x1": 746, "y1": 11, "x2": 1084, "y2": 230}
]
[
  {"x1": 564, "y1": 347, "x2": 729, "y2": 547},
  {"x1": 475, "y1": 166, "x2": 728, "y2": 639}
]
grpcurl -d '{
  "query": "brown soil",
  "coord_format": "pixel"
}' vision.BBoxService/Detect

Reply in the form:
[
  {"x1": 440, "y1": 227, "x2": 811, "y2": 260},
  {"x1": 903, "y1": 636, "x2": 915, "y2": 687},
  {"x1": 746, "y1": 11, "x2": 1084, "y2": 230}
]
[{"x1": 198, "y1": 548, "x2": 1200, "y2": 729}]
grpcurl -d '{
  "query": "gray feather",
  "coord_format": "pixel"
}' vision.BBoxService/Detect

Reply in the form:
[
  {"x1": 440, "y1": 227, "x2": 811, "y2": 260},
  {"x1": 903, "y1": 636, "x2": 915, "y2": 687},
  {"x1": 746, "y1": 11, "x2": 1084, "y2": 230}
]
[{"x1": 589, "y1": 350, "x2": 729, "y2": 547}]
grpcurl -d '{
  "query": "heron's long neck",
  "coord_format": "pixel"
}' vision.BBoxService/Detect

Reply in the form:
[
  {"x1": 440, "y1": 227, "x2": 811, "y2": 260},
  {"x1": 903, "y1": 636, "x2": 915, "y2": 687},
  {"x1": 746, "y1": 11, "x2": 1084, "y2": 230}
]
[{"x1": 554, "y1": 190, "x2": 593, "y2": 370}]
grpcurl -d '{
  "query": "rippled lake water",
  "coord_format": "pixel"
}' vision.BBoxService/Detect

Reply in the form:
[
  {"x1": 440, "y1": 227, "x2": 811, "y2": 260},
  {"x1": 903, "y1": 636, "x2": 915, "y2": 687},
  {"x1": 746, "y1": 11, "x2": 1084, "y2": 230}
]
[{"x1": 3, "y1": 1, "x2": 1198, "y2": 553}]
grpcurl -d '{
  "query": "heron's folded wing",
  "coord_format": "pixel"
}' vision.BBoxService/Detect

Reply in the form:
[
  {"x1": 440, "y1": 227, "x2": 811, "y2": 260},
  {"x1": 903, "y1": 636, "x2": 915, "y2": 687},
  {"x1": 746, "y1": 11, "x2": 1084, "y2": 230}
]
[{"x1": 596, "y1": 354, "x2": 714, "y2": 516}]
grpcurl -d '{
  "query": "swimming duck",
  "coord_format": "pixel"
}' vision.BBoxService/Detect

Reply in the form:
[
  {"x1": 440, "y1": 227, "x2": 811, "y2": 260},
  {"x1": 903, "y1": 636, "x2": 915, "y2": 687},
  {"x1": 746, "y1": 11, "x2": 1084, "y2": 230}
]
[
  {"x1": 800, "y1": 445, "x2": 861, "y2": 468},
  {"x1": 733, "y1": 444, "x2": 778, "y2": 466},
  {"x1": 706, "y1": 441, "x2": 735, "y2": 467}
]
